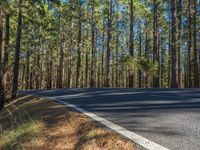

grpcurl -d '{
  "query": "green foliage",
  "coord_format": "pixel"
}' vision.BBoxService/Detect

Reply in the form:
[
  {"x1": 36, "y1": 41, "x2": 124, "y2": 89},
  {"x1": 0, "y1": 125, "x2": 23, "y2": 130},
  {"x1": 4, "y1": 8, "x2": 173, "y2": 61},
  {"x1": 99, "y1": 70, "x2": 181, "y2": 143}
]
[
  {"x1": 125, "y1": 56, "x2": 137, "y2": 72},
  {"x1": 138, "y1": 56, "x2": 158, "y2": 75},
  {"x1": 0, "y1": 0, "x2": 198, "y2": 89}
]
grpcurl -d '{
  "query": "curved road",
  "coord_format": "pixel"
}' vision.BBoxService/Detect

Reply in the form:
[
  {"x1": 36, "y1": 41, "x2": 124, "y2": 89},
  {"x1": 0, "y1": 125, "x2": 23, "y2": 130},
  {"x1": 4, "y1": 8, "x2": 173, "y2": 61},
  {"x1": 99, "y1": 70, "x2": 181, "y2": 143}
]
[{"x1": 21, "y1": 88, "x2": 200, "y2": 150}]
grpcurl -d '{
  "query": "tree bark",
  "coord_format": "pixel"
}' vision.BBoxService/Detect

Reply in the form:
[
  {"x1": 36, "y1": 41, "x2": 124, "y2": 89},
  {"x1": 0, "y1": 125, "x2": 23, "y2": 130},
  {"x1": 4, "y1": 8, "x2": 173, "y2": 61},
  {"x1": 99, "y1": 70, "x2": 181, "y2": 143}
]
[
  {"x1": 76, "y1": 8, "x2": 82, "y2": 88},
  {"x1": 115, "y1": 19, "x2": 119, "y2": 87},
  {"x1": 171, "y1": 0, "x2": 178, "y2": 88},
  {"x1": 188, "y1": 0, "x2": 192, "y2": 88},
  {"x1": 177, "y1": 0, "x2": 182, "y2": 87},
  {"x1": 35, "y1": 41, "x2": 40, "y2": 89},
  {"x1": 47, "y1": 49, "x2": 52, "y2": 89},
  {"x1": 138, "y1": 20, "x2": 142, "y2": 88},
  {"x1": 0, "y1": 14, "x2": 10, "y2": 110},
  {"x1": 85, "y1": 50, "x2": 89, "y2": 87},
  {"x1": 105, "y1": 0, "x2": 112, "y2": 87},
  {"x1": 0, "y1": 6, "x2": 4, "y2": 110},
  {"x1": 11, "y1": 0, "x2": 22, "y2": 99},
  {"x1": 168, "y1": 26, "x2": 171, "y2": 88},
  {"x1": 67, "y1": 17, "x2": 73, "y2": 88},
  {"x1": 144, "y1": 16, "x2": 149, "y2": 88},
  {"x1": 0, "y1": 6, "x2": 3, "y2": 70},
  {"x1": 58, "y1": 29, "x2": 64, "y2": 88},
  {"x1": 90, "y1": 0, "x2": 96, "y2": 87},
  {"x1": 129, "y1": 0, "x2": 134, "y2": 88},
  {"x1": 153, "y1": 0, "x2": 159, "y2": 88},
  {"x1": 193, "y1": 0, "x2": 199, "y2": 87},
  {"x1": 56, "y1": 15, "x2": 63, "y2": 88},
  {"x1": 101, "y1": 22, "x2": 105, "y2": 87},
  {"x1": 25, "y1": 49, "x2": 30, "y2": 89}
]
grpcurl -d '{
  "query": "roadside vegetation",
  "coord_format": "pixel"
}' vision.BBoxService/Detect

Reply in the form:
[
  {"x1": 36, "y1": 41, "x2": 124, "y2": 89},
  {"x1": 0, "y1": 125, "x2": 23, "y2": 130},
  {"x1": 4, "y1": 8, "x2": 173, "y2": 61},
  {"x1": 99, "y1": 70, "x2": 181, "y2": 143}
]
[{"x1": 0, "y1": 95, "x2": 136, "y2": 150}]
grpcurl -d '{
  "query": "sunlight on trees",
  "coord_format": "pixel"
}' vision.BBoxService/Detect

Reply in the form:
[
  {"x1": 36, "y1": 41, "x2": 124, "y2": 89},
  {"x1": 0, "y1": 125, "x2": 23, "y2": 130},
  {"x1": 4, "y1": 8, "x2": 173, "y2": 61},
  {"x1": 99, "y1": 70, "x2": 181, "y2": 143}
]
[{"x1": 0, "y1": 0, "x2": 199, "y2": 108}]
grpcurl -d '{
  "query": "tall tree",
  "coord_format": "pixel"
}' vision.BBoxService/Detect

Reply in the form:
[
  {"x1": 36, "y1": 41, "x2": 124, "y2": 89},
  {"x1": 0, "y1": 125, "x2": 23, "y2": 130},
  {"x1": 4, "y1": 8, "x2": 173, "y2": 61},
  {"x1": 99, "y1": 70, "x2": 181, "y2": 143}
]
[
  {"x1": 90, "y1": 0, "x2": 96, "y2": 87},
  {"x1": 168, "y1": 25, "x2": 171, "y2": 87},
  {"x1": 171, "y1": 0, "x2": 178, "y2": 88},
  {"x1": 129, "y1": 0, "x2": 134, "y2": 87},
  {"x1": 35, "y1": 37, "x2": 41, "y2": 89},
  {"x1": 193, "y1": 0, "x2": 199, "y2": 87},
  {"x1": 188, "y1": 0, "x2": 192, "y2": 87},
  {"x1": 0, "y1": 5, "x2": 3, "y2": 69},
  {"x1": 11, "y1": 0, "x2": 22, "y2": 99},
  {"x1": 67, "y1": 15, "x2": 73, "y2": 88},
  {"x1": 0, "y1": 14, "x2": 10, "y2": 103},
  {"x1": 0, "y1": 5, "x2": 4, "y2": 110},
  {"x1": 105, "y1": 0, "x2": 112, "y2": 87},
  {"x1": 57, "y1": 15, "x2": 64, "y2": 88},
  {"x1": 25, "y1": 48, "x2": 30, "y2": 89},
  {"x1": 153, "y1": 0, "x2": 159, "y2": 88},
  {"x1": 101, "y1": 21, "x2": 105, "y2": 87},
  {"x1": 138, "y1": 20, "x2": 142, "y2": 88},
  {"x1": 115, "y1": 12, "x2": 119, "y2": 88},
  {"x1": 144, "y1": 14, "x2": 150, "y2": 88},
  {"x1": 177, "y1": 0, "x2": 182, "y2": 87},
  {"x1": 76, "y1": 1, "x2": 82, "y2": 88}
]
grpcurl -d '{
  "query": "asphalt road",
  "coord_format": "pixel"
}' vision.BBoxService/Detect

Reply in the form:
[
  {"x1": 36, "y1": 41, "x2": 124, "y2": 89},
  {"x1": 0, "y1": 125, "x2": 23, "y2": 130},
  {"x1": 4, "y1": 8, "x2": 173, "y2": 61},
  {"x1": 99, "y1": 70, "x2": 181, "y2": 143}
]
[{"x1": 21, "y1": 88, "x2": 200, "y2": 150}]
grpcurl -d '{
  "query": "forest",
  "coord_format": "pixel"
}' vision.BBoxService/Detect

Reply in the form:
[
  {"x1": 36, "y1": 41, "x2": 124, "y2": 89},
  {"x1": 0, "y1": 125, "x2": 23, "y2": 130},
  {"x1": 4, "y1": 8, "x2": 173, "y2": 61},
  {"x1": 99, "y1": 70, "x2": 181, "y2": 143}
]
[{"x1": 0, "y1": 0, "x2": 199, "y2": 109}]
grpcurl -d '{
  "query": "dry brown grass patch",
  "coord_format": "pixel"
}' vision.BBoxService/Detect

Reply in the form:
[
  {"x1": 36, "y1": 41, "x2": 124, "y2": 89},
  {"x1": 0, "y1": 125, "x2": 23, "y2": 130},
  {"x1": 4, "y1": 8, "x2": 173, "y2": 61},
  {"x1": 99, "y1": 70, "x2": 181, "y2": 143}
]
[{"x1": 0, "y1": 94, "x2": 136, "y2": 150}]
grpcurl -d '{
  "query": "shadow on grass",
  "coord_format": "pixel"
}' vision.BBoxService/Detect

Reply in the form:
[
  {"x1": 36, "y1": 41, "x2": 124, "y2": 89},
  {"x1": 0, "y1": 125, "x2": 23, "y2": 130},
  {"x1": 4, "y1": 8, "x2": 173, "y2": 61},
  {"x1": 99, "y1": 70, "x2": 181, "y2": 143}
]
[
  {"x1": 0, "y1": 95, "x2": 70, "y2": 150},
  {"x1": 0, "y1": 94, "x2": 135, "y2": 150}
]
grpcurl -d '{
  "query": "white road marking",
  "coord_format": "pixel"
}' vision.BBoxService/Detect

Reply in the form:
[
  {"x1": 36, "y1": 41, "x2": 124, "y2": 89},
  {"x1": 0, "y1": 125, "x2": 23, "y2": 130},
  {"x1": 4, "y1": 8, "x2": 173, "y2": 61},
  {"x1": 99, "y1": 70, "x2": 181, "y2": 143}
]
[{"x1": 45, "y1": 97, "x2": 170, "y2": 150}]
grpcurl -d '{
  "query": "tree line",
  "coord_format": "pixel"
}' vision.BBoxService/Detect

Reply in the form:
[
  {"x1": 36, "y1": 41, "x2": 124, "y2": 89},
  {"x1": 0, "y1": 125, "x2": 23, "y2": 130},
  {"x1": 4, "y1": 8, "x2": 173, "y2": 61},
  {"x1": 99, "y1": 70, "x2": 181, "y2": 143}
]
[{"x1": 0, "y1": 0, "x2": 199, "y2": 109}]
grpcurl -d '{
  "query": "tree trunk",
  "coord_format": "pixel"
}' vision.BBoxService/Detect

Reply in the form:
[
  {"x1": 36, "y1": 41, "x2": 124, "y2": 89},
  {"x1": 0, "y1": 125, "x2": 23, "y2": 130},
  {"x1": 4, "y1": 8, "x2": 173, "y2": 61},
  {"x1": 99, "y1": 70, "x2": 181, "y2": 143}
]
[
  {"x1": 115, "y1": 19, "x2": 119, "y2": 87},
  {"x1": 171, "y1": 0, "x2": 178, "y2": 88},
  {"x1": 85, "y1": 50, "x2": 89, "y2": 87},
  {"x1": 168, "y1": 26, "x2": 171, "y2": 88},
  {"x1": 58, "y1": 30, "x2": 64, "y2": 88},
  {"x1": 35, "y1": 46, "x2": 40, "y2": 89},
  {"x1": 68, "y1": 17, "x2": 73, "y2": 88},
  {"x1": 144, "y1": 16, "x2": 149, "y2": 88},
  {"x1": 47, "y1": 49, "x2": 52, "y2": 89},
  {"x1": 90, "y1": 1, "x2": 95, "y2": 87},
  {"x1": 0, "y1": 6, "x2": 4, "y2": 110},
  {"x1": 11, "y1": 0, "x2": 22, "y2": 99},
  {"x1": 29, "y1": 66, "x2": 33, "y2": 89},
  {"x1": 25, "y1": 49, "x2": 30, "y2": 89},
  {"x1": 76, "y1": 10, "x2": 82, "y2": 88},
  {"x1": 101, "y1": 22, "x2": 105, "y2": 87},
  {"x1": 138, "y1": 20, "x2": 142, "y2": 88},
  {"x1": 0, "y1": 6, "x2": 3, "y2": 70},
  {"x1": 188, "y1": 0, "x2": 192, "y2": 88},
  {"x1": 0, "y1": 14, "x2": 10, "y2": 110},
  {"x1": 105, "y1": 0, "x2": 112, "y2": 87},
  {"x1": 193, "y1": 0, "x2": 199, "y2": 87},
  {"x1": 153, "y1": 0, "x2": 159, "y2": 88},
  {"x1": 56, "y1": 16, "x2": 63, "y2": 88},
  {"x1": 177, "y1": 0, "x2": 182, "y2": 87},
  {"x1": 129, "y1": 0, "x2": 134, "y2": 88}
]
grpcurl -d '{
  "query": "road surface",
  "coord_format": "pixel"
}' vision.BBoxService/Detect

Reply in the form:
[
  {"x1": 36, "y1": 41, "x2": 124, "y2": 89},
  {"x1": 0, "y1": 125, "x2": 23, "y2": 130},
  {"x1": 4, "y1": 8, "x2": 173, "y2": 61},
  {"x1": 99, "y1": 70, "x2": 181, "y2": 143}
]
[{"x1": 20, "y1": 88, "x2": 200, "y2": 150}]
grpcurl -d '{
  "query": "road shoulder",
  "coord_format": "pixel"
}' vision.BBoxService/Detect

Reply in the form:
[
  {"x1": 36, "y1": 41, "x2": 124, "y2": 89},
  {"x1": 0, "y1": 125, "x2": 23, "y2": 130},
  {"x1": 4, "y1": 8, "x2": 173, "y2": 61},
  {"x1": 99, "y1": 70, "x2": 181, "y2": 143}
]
[{"x1": 0, "y1": 94, "x2": 136, "y2": 150}]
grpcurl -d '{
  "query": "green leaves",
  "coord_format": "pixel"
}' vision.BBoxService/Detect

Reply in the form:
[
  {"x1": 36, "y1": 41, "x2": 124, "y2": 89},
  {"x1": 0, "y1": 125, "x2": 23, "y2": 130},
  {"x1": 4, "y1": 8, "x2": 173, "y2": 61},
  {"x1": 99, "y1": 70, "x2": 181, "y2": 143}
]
[{"x1": 138, "y1": 56, "x2": 158, "y2": 74}]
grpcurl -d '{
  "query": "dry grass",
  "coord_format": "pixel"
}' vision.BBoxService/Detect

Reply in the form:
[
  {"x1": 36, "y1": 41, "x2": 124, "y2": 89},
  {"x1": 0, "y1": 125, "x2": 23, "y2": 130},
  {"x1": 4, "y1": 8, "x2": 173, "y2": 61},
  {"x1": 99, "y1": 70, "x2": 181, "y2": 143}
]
[{"x1": 0, "y1": 95, "x2": 136, "y2": 150}]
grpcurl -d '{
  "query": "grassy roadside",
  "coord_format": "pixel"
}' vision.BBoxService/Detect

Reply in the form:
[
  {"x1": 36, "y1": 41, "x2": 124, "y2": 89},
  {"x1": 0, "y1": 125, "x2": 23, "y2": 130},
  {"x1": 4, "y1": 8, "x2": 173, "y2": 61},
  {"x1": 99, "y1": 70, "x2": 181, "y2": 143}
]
[{"x1": 0, "y1": 95, "x2": 136, "y2": 150}]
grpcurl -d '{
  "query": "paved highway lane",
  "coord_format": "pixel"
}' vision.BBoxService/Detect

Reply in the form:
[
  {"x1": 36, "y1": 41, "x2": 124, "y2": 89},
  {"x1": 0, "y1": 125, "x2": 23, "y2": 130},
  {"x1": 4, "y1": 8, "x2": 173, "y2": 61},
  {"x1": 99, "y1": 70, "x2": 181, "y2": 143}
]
[{"x1": 20, "y1": 88, "x2": 200, "y2": 150}]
